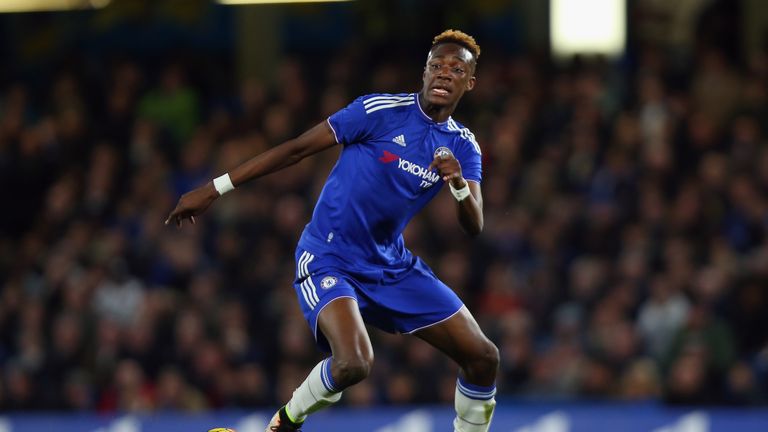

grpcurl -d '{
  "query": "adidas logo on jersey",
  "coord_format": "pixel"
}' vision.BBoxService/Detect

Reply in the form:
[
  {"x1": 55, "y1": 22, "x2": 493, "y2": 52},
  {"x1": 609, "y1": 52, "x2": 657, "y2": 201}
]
[{"x1": 392, "y1": 134, "x2": 407, "y2": 147}]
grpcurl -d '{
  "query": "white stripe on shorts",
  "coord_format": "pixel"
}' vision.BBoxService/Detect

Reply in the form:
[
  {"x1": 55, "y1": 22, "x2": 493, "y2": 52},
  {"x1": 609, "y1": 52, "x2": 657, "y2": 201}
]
[
  {"x1": 297, "y1": 251, "x2": 309, "y2": 278},
  {"x1": 303, "y1": 254, "x2": 315, "y2": 278},
  {"x1": 306, "y1": 276, "x2": 320, "y2": 305},
  {"x1": 300, "y1": 279, "x2": 317, "y2": 309}
]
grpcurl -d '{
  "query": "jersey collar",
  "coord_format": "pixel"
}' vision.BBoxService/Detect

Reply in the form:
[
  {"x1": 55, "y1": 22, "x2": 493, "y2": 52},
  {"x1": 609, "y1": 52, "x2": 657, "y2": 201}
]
[{"x1": 414, "y1": 93, "x2": 452, "y2": 127}]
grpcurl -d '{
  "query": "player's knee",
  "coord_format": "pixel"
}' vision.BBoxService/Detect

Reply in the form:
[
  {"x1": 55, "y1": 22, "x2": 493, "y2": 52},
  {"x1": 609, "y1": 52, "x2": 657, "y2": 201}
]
[
  {"x1": 464, "y1": 339, "x2": 499, "y2": 379},
  {"x1": 475, "y1": 339, "x2": 500, "y2": 373},
  {"x1": 334, "y1": 353, "x2": 374, "y2": 387}
]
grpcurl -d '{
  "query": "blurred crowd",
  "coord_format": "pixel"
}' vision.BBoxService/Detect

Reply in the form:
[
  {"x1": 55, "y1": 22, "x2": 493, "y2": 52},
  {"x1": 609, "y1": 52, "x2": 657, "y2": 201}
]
[{"x1": 1, "y1": 38, "x2": 768, "y2": 412}]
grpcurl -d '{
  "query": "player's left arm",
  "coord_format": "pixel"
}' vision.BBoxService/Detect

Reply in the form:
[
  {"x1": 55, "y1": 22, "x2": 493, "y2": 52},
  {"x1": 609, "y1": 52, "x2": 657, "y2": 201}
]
[
  {"x1": 456, "y1": 179, "x2": 483, "y2": 236},
  {"x1": 429, "y1": 154, "x2": 483, "y2": 236}
]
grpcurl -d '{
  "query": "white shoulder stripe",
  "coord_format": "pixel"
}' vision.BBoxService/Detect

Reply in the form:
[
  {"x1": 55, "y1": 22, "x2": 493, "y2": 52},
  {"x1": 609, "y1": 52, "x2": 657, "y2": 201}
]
[
  {"x1": 447, "y1": 118, "x2": 481, "y2": 155},
  {"x1": 365, "y1": 100, "x2": 415, "y2": 114},
  {"x1": 363, "y1": 95, "x2": 412, "y2": 107},
  {"x1": 364, "y1": 98, "x2": 414, "y2": 110}
]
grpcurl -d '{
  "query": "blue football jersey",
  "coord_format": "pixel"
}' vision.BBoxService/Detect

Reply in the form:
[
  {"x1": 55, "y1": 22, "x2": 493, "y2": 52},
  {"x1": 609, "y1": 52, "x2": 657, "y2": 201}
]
[{"x1": 297, "y1": 93, "x2": 482, "y2": 267}]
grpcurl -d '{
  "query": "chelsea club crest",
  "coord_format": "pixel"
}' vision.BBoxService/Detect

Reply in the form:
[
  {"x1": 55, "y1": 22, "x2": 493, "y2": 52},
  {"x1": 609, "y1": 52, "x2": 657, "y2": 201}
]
[
  {"x1": 321, "y1": 276, "x2": 338, "y2": 289},
  {"x1": 434, "y1": 146, "x2": 453, "y2": 159}
]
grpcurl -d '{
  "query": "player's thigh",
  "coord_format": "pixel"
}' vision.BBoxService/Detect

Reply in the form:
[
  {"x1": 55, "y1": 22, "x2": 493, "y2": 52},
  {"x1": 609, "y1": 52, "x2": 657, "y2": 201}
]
[
  {"x1": 412, "y1": 305, "x2": 494, "y2": 367},
  {"x1": 318, "y1": 297, "x2": 373, "y2": 362}
]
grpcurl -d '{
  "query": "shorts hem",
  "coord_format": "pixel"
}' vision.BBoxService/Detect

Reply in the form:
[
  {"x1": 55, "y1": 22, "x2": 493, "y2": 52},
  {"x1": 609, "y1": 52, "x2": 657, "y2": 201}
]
[
  {"x1": 404, "y1": 304, "x2": 465, "y2": 334},
  {"x1": 312, "y1": 295, "x2": 359, "y2": 346}
]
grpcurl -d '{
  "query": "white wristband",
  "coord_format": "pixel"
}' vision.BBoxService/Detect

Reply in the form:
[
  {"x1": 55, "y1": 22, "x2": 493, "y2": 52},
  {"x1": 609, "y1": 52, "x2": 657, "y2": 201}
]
[
  {"x1": 449, "y1": 181, "x2": 471, "y2": 201},
  {"x1": 213, "y1": 173, "x2": 235, "y2": 196}
]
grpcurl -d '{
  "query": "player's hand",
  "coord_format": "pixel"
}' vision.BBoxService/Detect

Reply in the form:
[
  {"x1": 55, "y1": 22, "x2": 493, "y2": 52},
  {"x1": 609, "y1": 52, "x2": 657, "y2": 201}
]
[
  {"x1": 164, "y1": 183, "x2": 219, "y2": 227},
  {"x1": 428, "y1": 150, "x2": 467, "y2": 189}
]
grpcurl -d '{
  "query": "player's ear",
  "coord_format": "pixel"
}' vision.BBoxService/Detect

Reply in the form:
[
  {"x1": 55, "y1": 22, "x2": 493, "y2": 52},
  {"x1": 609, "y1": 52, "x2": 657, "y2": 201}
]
[{"x1": 466, "y1": 75, "x2": 476, "y2": 91}]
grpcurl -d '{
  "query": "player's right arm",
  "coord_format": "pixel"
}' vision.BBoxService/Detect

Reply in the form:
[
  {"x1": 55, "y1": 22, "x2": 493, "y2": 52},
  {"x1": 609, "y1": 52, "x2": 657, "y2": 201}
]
[
  {"x1": 165, "y1": 121, "x2": 337, "y2": 227},
  {"x1": 227, "y1": 121, "x2": 337, "y2": 187}
]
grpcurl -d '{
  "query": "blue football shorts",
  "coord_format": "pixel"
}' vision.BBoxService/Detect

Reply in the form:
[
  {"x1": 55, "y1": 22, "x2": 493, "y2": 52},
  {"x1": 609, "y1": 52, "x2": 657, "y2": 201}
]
[{"x1": 292, "y1": 246, "x2": 465, "y2": 352}]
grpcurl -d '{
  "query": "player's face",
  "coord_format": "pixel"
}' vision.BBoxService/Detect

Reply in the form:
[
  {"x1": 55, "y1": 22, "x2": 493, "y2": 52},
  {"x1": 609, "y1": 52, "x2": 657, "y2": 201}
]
[{"x1": 422, "y1": 43, "x2": 476, "y2": 107}]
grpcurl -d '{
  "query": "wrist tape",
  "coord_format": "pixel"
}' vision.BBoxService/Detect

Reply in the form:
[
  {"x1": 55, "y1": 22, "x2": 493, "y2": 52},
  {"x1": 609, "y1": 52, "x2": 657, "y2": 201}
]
[
  {"x1": 449, "y1": 182, "x2": 471, "y2": 201},
  {"x1": 213, "y1": 173, "x2": 235, "y2": 196}
]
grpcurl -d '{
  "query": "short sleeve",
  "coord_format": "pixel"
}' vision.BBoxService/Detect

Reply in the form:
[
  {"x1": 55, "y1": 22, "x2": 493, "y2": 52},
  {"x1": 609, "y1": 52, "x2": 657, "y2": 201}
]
[
  {"x1": 455, "y1": 134, "x2": 482, "y2": 183},
  {"x1": 327, "y1": 96, "x2": 371, "y2": 145}
]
